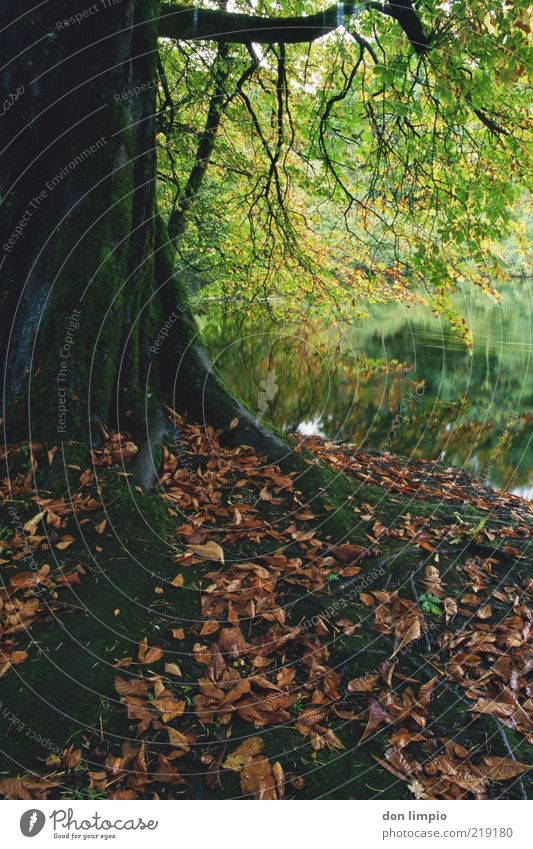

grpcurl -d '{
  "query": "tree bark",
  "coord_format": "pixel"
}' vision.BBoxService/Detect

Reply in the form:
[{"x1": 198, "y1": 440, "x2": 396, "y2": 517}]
[
  {"x1": 0, "y1": 0, "x2": 429, "y2": 453},
  {"x1": 1, "y1": 0, "x2": 163, "y2": 442},
  {"x1": 0, "y1": 0, "x2": 286, "y2": 458}
]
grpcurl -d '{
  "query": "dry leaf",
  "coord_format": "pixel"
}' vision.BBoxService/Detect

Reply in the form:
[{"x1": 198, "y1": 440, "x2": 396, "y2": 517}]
[
  {"x1": 240, "y1": 756, "x2": 277, "y2": 800},
  {"x1": 165, "y1": 662, "x2": 182, "y2": 677},
  {"x1": 138, "y1": 638, "x2": 164, "y2": 665},
  {"x1": 171, "y1": 573, "x2": 185, "y2": 587},
  {"x1": 200, "y1": 620, "x2": 220, "y2": 636},
  {"x1": 55, "y1": 535, "x2": 76, "y2": 550},
  {"x1": 482, "y1": 756, "x2": 531, "y2": 781},
  {"x1": 223, "y1": 738, "x2": 264, "y2": 772},
  {"x1": 391, "y1": 619, "x2": 421, "y2": 657},
  {"x1": 187, "y1": 542, "x2": 225, "y2": 564}
]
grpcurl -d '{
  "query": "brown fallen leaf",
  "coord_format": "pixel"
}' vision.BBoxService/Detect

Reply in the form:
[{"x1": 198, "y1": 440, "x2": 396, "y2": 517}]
[
  {"x1": 56, "y1": 571, "x2": 82, "y2": 586},
  {"x1": 114, "y1": 676, "x2": 149, "y2": 697},
  {"x1": 391, "y1": 618, "x2": 421, "y2": 658},
  {"x1": 187, "y1": 542, "x2": 225, "y2": 564},
  {"x1": 444, "y1": 597, "x2": 458, "y2": 622},
  {"x1": 9, "y1": 565, "x2": 50, "y2": 589},
  {"x1": 200, "y1": 620, "x2": 220, "y2": 636},
  {"x1": 348, "y1": 674, "x2": 380, "y2": 693},
  {"x1": 152, "y1": 697, "x2": 186, "y2": 722},
  {"x1": 273, "y1": 761, "x2": 285, "y2": 799},
  {"x1": 63, "y1": 746, "x2": 82, "y2": 769},
  {"x1": 218, "y1": 626, "x2": 249, "y2": 659},
  {"x1": 137, "y1": 637, "x2": 164, "y2": 665},
  {"x1": 152, "y1": 754, "x2": 186, "y2": 785},
  {"x1": 166, "y1": 728, "x2": 191, "y2": 751},
  {"x1": 171, "y1": 573, "x2": 184, "y2": 587},
  {"x1": 359, "y1": 592, "x2": 375, "y2": 606},
  {"x1": 240, "y1": 756, "x2": 277, "y2": 800},
  {"x1": 0, "y1": 778, "x2": 32, "y2": 800},
  {"x1": 55, "y1": 535, "x2": 76, "y2": 550},
  {"x1": 482, "y1": 756, "x2": 531, "y2": 781},
  {"x1": 360, "y1": 698, "x2": 391, "y2": 742},
  {"x1": 165, "y1": 662, "x2": 182, "y2": 677},
  {"x1": 223, "y1": 737, "x2": 264, "y2": 772},
  {"x1": 334, "y1": 543, "x2": 366, "y2": 563}
]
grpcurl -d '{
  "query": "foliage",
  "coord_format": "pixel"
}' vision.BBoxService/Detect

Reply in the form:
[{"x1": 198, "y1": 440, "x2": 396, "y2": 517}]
[
  {"x1": 156, "y1": 0, "x2": 531, "y2": 338},
  {"x1": 200, "y1": 280, "x2": 533, "y2": 491},
  {"x1": 1, "y1": 422, "x2": 532, "y2": 799}
]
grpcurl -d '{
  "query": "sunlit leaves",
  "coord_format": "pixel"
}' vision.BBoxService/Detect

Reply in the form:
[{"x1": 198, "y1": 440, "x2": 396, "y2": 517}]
[{"x1": 157, "y1": 1, "x2": 531, "y2": 331}]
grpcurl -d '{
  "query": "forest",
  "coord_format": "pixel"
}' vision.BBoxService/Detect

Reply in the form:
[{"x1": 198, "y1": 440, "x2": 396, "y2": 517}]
[{"x1": 0, "y1": 0, "x2": 532, "y2": 806}]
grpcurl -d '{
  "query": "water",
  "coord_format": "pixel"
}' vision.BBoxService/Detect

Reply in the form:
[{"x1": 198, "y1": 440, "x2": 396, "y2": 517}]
[{"x1": 201, "y1": 285, "x2": 533, "y2": 497}]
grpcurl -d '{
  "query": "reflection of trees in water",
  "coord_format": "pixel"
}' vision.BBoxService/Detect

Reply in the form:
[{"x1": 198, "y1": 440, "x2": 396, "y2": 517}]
[{"x1": 202, "y1": 293, "x2": 533, "y2": 491}]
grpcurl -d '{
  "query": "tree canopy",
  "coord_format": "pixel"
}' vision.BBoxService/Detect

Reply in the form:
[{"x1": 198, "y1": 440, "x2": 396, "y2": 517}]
[{"x1": 154, "y1": 1, "x2": 531, "y2": 340}]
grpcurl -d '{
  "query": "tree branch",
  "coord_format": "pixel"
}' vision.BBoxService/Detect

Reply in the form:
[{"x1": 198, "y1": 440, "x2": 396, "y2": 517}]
[
  {"x1": 168, "y1": 42, "x2": 231, "y2": 242},
  {"x1": 365, "y1": 1, "x2": 430, "y2": 54},
  {"x1": 158, "y1": 2, "x2": 430, "y2": 54}
]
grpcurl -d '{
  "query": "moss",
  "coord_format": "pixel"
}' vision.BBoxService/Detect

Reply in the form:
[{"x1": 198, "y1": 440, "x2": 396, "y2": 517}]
[
  {"x1": 1, "y1": 453, "x2": 531, "y2": 799},
  {"x1": 0, "y1": 476, "x2": 180, "y2": 773}
]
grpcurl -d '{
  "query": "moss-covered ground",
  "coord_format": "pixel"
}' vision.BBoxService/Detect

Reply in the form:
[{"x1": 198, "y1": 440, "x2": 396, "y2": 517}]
[{"x1": 0, "y1": 427, "x2": 531, "y2": 800}]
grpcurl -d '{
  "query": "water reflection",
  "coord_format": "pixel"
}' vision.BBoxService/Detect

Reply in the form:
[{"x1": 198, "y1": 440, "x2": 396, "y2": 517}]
[{"x1": 201, "y1": 287, "x2": 532, "y2": 496}]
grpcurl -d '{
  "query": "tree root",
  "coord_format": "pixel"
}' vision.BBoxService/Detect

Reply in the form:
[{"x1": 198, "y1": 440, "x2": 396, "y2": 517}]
[{"x1": 131, "y1": 408, "x2": 174, "y2": 492}]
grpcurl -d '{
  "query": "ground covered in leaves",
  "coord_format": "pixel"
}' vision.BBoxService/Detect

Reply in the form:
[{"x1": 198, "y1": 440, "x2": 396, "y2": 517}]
[{"x1": 0, "y1": 415, "x2": 531, "y2": 800}]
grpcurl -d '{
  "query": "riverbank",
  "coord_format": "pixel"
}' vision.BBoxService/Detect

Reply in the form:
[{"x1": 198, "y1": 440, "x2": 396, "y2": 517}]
[{"x1": 0, "y1": 418, "x2": 531, "y2": 800}]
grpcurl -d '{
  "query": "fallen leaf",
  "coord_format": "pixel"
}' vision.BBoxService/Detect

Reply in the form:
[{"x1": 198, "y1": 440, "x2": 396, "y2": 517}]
[
  {"x1": 482, "y1": 756, "x2": 531, "y2": 781},
  {"x1": 22, "y1": 511, "x2": 46, "y2": 535},
  {"x1": 391, "y1": 619, "x2": 421, "y2": 657},
  {"x1": 166, "y1": 728, "x2": 190, "y2": 751},
  {"x1": 138, "y1": 638, "x2": 163, "y2": 665},
  {"x1": 165, "y1": 662, "x2": 182, "y2": 677},
  {"x1": 187, "y1": 542, "x2": 225, "y2": 564},
  {"x1": 55, "y1": 535, "x2": 76, "y2": 550},
  {"x1": 348, "y1": 674, "x2": 380, "y2": 693},
  {"x1": 223, "y1": 738, "x2": 264, "y2": 772},
  {"x1": 200, "y1": 620, "x2": 220, "y2": 636},
  {"x1": 240, "y1": 756, "x2": 277, "y2": 800},
  {"x1": 171, "y1": 573, "x2": 184, "y2": 587}
]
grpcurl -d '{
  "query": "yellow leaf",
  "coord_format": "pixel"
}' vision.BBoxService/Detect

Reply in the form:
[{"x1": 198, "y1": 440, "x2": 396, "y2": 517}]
[{"x1": 23, "y1": 511, "x2": 46, "y2": 534}]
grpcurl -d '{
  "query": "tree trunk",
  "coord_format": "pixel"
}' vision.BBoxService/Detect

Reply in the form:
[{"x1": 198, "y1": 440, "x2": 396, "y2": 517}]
[{"x1": 0, "y1": 0, "x2": 285, "y2": 458}]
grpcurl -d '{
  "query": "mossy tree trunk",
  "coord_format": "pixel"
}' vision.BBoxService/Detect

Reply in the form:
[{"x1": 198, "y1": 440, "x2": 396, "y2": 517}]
[{"x1": 0, "y1": 1, "x2": 284, "y2": 455}]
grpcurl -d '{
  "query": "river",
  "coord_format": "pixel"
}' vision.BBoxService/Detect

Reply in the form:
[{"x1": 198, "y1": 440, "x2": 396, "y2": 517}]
[{"x1": 201, "y1": 283, "x2": 533, "y2": 498}]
